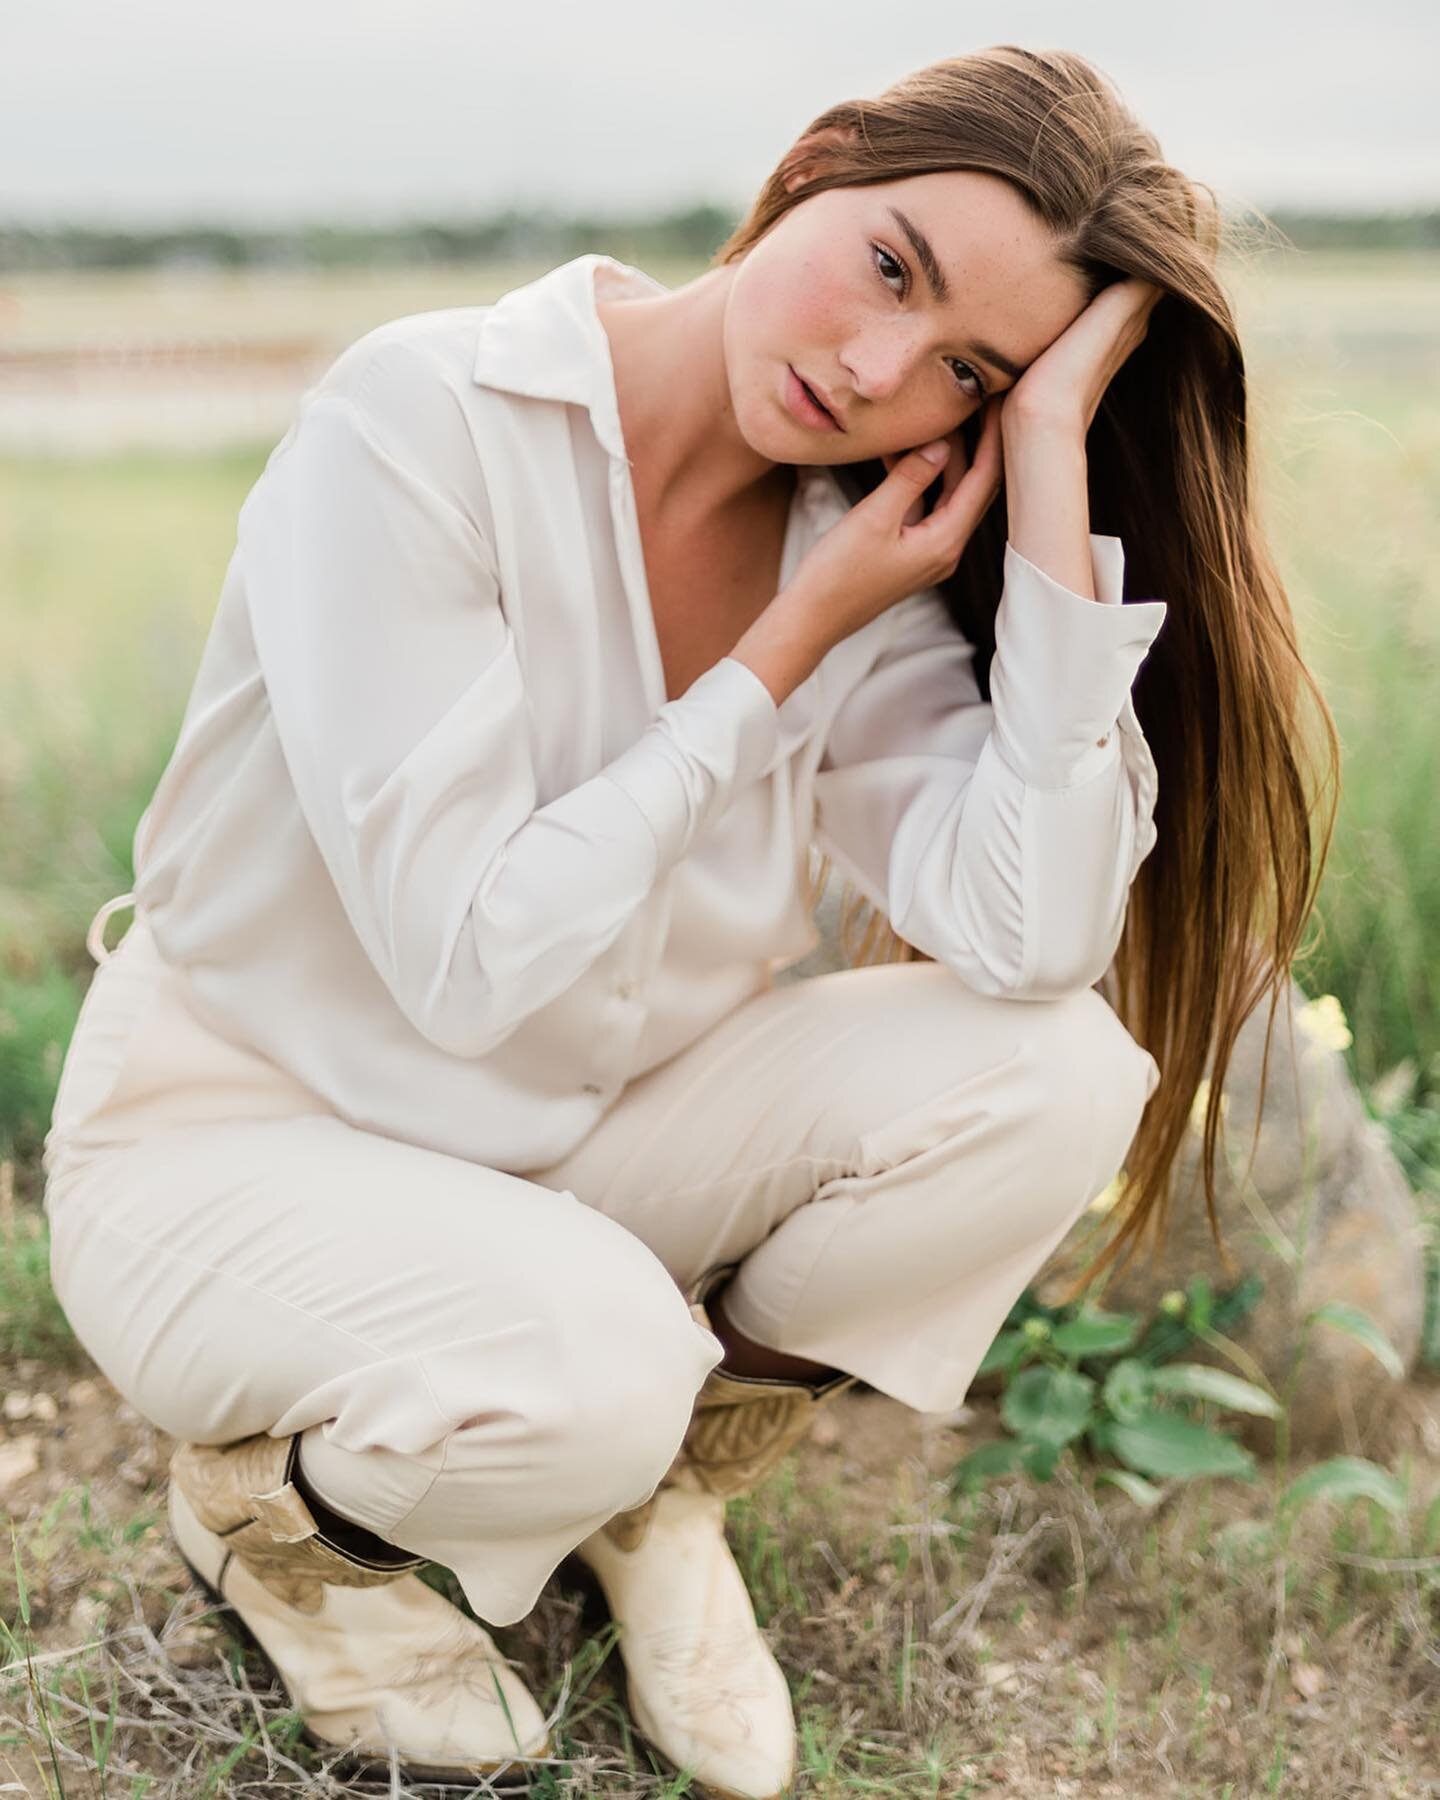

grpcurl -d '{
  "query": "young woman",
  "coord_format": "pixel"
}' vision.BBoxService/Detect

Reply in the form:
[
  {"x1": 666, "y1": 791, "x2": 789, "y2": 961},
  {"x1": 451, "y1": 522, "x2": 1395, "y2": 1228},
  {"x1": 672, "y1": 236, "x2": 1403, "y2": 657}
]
[{"x1": 41, "y1": 43, "x2": 1337, "y2": 1800}]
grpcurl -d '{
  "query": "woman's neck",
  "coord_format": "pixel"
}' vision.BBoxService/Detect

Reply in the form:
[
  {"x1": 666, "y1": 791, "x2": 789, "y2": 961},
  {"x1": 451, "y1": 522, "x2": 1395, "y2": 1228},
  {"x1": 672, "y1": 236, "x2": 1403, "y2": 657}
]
[{"x1": 595, "y1": 261, "x2": 790, "y2": 525}]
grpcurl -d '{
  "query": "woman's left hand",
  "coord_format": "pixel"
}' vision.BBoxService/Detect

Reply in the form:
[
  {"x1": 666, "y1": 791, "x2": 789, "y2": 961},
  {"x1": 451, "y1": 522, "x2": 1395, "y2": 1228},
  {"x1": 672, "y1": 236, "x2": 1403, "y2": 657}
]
[
  {"x1": 877, "y1": 277, "x2": 1163, "y2": 526},
  {"x1": 1002, "y1": 275, "x2": 1164, "y2": 441}
]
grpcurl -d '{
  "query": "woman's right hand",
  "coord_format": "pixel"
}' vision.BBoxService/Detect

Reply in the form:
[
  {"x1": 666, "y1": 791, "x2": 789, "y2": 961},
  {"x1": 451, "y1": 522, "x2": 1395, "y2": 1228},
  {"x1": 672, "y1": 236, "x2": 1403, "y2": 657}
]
[{"x1": 786, "y1": 394, "x2": 1005, "y2": 645}]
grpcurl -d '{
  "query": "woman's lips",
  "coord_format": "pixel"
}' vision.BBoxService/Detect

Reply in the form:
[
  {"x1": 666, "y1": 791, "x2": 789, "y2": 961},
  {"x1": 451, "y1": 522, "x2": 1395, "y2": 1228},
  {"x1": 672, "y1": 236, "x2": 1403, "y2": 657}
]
[{"x1": 785, "y1": 365, "x2": 842, "y2": 432}]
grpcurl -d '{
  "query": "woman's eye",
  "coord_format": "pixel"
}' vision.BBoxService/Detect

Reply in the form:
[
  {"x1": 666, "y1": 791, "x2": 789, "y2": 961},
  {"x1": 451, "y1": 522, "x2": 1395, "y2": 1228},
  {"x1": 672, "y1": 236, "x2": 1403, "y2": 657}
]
[
  {"x1": 947, "y1": 359, "x2": 986, "y2": 400},
  {"x1": 871, "y1": 241, "x2": 908, "y2": 296},
  {"x1": 870, "y1": 241, "x2": 986, "y2": 401}
]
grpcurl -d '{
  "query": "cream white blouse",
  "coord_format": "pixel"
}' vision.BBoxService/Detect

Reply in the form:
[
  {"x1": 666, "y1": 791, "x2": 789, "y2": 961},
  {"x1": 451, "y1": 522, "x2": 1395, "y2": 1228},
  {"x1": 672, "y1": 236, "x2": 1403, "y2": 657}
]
[{"x1": 90, "y1": 252, "x2": 1168, "y2": 1172}]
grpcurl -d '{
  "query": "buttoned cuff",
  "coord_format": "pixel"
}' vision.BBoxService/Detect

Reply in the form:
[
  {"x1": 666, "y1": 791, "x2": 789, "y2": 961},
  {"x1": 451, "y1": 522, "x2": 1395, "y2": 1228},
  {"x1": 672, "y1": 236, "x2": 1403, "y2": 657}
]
[
  {"x1": 598, "y1": 655, "x2": 780, "y2": 865},
  {"x1": 987, "y1": 535, "x2": 1168, "y2": 791}
]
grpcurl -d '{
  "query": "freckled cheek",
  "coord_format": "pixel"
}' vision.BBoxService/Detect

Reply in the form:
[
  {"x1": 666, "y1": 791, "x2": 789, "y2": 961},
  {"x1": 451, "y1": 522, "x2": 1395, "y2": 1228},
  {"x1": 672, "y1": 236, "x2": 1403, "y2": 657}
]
[
  {"x1": 786, "y1": 276, "x2": 850, "y2": 346},
  {"x1": 744, "y1": 259, "x2": 851, "y2": 355}
]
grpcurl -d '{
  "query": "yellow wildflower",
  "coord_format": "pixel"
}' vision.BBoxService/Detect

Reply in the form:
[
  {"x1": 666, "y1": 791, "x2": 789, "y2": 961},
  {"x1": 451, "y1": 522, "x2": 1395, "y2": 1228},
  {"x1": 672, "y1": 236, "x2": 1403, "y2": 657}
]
[
  {"x1": 1189, "y1": 1075, "x2": 1230, "y2": 1134},
  {"x1": 1297, "y1": 992, "x2": 1352, "y2": 1054}
]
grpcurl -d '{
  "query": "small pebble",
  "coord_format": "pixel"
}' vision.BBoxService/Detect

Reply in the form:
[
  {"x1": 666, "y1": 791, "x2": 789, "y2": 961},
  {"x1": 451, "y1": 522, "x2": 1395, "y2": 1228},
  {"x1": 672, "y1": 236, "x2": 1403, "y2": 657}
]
[
  {"x1": 165, "y1": 1631, "x2": 223, "y2": 1671},
  {"x1": 0, "y1": 1435, "x2": 41, "y2": 1493},
  {"x1": 68, "y1": 1594, "x2": 108, "y2": 1638},
  {"x1": 118, "y1": 1455, "x2": 153, "y2": 1489}
]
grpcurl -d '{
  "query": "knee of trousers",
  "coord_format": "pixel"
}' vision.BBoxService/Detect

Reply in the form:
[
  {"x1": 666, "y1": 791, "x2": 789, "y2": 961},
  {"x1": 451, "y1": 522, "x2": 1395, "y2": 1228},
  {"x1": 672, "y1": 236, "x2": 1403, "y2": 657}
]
[
  {"x1": 396, "y1": 1231, "x2": 722, "y2": 1532},
  {"x1": 808, "y1": 967, "x2": 1158, "y2": 1228},
  {"x1": 532, "y1": 1276, "x2": 721, "y2": 1514},
  {"x1": 1014, "y1": 987, "x2": 1162, "y2": 1206},
  {"x1": 852, "y1": 985, "x2": 1161, "y2": 1242}
]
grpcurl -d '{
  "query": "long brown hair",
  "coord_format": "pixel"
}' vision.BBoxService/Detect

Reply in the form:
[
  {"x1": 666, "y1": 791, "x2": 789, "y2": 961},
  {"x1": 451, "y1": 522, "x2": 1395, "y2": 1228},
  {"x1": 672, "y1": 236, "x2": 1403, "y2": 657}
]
[{"x1": 713, "y1": 45, "x2": 1341, "y2": 1296}]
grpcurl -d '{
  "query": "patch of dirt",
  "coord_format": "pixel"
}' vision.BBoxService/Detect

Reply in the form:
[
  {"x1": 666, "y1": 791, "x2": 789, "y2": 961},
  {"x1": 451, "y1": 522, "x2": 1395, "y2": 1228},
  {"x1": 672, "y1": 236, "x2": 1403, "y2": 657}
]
[{"x1": 4, "y1": 1353, "x2": 1439, "y2": 1797}]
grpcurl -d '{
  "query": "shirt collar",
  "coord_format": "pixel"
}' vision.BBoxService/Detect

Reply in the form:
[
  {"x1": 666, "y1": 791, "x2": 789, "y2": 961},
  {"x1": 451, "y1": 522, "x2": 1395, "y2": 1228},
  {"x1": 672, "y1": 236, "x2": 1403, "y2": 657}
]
[
  {"x1": 470, "y1": 252, "x2": 658, "y2": 462},
  {"x1": 470, "y1": 253, "x2": 850, "y2": 527}
]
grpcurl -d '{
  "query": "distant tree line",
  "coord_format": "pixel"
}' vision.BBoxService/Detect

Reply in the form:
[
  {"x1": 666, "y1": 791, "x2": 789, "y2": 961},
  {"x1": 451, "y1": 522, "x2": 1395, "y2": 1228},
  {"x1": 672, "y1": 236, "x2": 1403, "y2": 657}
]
[
  {"x1": 1, "y1": 202, "x2": 1437, "y2": 273},
  {"x1": 0, "y1": 205, "x2": 737, "y2": 273}
]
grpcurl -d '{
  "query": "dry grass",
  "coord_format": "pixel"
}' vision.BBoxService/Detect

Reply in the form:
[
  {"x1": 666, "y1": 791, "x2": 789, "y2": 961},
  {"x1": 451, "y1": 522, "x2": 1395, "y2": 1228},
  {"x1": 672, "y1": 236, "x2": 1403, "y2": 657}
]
[{"x1": 3, "y1": 1361, "x2": 1439, "y2": 1798}]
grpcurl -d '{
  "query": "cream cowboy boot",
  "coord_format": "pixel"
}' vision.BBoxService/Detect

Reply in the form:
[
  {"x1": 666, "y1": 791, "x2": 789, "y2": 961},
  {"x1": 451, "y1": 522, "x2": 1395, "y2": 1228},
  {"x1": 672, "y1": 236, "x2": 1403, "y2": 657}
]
[
  {"x1": 571, "y1": 1281, "x2": 855, "y2": 1800},
  {"x1": 167, "y1": 1431, "x2": 551, "y2": 1783}
]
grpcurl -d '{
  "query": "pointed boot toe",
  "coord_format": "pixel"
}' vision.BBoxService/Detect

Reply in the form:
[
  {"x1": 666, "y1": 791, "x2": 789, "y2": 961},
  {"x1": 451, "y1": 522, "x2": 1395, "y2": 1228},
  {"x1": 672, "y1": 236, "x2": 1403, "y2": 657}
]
[{"x1": 574, "y1": 1486, "x2": 795, "y2": 1799}]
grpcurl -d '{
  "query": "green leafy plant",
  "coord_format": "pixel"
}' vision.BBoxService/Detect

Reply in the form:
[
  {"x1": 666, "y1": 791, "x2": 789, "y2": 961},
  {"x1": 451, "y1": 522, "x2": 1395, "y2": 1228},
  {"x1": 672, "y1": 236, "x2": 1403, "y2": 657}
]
[
  {"x1": 1364, "y1": 1052, "x2": 1440, "y2": 1370},
  {"x1": 0, "y1": 961, "x2": 82, "y2": 1168},
  {"x1": 954, "y1": 1273, "x2": 1416, "y2": 1512},
  {"x1": 951, "y1": 1275, "x2": 1271, "y2": 1499}
]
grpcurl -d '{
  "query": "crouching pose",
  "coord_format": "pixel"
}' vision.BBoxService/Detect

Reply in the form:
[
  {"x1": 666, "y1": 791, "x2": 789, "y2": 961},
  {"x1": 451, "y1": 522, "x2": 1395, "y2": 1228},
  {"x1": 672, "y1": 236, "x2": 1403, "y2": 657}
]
[{"x1": 43, "y1": 43, "x2": 1336, "y2": 1799}]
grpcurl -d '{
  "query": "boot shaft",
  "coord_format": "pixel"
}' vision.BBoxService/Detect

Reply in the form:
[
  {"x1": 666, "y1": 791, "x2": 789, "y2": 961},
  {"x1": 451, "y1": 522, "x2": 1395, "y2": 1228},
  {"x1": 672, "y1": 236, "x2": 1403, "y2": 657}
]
[
  {"x1": 602, "y1": 1291, "x2": 855, "y2": 1550},
  {"x1": 169, "y1": 1431, "x2": 425, "y2": 1616}
]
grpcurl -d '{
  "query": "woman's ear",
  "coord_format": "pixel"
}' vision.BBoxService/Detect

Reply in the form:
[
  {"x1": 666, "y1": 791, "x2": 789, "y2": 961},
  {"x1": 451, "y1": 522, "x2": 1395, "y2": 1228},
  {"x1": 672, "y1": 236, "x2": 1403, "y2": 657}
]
[{"x1": 779, "y1": 124, "x2": 860, "y2": 196}]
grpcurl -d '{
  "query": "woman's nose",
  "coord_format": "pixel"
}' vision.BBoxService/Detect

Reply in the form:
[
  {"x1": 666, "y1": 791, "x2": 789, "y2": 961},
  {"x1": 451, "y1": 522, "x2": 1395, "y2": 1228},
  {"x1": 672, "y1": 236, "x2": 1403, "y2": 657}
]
[{"x1": 840, "y1": 330, "x2": 917, "y2": 403}]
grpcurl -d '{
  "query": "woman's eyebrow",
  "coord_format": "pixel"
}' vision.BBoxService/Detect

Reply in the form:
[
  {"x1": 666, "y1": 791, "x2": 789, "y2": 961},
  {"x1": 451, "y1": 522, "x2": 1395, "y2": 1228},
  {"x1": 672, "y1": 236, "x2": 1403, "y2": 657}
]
[{"x1": 886, "y1": 204, "x2": 1027, "y2": 383}]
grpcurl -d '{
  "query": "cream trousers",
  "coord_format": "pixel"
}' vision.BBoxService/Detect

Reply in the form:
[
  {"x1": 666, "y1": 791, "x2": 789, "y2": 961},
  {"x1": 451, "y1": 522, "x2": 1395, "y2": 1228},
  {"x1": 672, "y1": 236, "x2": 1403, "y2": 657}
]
[{"x1": 42, "y1": 906, "x2": 1159, "y2": 1627}]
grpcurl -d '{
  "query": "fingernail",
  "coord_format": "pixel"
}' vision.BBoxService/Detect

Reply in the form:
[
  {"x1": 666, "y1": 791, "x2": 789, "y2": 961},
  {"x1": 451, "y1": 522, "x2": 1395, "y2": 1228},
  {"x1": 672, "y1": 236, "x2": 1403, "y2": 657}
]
[{"x1": 918, "y1": 442, "x2": 949, "y2": 466}]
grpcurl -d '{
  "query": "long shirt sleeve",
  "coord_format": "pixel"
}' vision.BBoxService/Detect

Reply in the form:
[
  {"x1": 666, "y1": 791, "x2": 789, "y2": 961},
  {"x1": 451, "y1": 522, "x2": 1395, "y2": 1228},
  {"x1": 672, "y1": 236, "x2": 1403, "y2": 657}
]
[
  {"x1": 240, "y1": 348, "x2": 780, "y2": 1060},
  {"x1": 811, "y1": 537, "x2": 1168, "y2": 999}
]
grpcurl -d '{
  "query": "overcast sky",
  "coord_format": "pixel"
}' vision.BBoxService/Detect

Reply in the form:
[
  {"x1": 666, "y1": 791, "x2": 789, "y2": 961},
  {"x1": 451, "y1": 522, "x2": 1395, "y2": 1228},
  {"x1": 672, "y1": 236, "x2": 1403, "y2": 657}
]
[{"x1": 3, "y1": 0, "x2": 1435, "y2": 226}]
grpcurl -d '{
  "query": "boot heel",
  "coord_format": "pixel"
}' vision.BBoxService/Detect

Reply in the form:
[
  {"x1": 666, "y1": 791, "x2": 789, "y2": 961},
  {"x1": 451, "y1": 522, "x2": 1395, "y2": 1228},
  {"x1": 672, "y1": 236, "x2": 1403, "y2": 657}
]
[
  {"x1": 174, "y1": 1548, "x2": 224, "y2": 1612},
  {"x1": 173, "y1": 1548, "x2": 265, "y2": 1662},
  {"x1": 171, "y1": 1545, "x2": 395, "y2": 1779}
]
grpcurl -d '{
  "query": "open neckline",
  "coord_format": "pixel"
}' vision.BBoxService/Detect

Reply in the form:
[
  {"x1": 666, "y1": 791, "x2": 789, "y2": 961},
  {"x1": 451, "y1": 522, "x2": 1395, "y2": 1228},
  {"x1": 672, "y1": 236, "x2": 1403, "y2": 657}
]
[{"x1": 581, "y1": 254, "x2": 837, "y2": 719}]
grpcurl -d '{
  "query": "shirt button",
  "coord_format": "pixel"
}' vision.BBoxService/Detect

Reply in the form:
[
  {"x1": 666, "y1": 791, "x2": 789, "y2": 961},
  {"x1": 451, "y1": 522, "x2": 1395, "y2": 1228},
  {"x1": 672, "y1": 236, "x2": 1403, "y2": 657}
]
[
  {"x1": 615, "y1": 979, "x2": 636, "y2": 1000},
  {"x1": 1095, "y1": 732, "x2": 1110, "y2": 748}
]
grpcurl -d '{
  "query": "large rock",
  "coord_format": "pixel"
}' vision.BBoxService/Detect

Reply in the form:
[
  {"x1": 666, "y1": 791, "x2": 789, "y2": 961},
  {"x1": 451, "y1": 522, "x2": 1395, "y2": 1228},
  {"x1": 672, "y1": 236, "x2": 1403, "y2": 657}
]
[
  {"x1": 1037, "y1": 973, "x2": 1426, "y2": 1456},
  {"x1": 778, "y1": 887, "x2": 1427, "y2": 1456}
]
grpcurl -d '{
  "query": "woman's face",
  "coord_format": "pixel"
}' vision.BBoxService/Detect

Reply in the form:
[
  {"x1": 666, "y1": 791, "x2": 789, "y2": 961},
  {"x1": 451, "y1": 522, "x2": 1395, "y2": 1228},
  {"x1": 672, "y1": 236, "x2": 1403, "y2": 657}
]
[{"x1": 723, "y1": 168, "x2": 1092, "y2": 465}]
